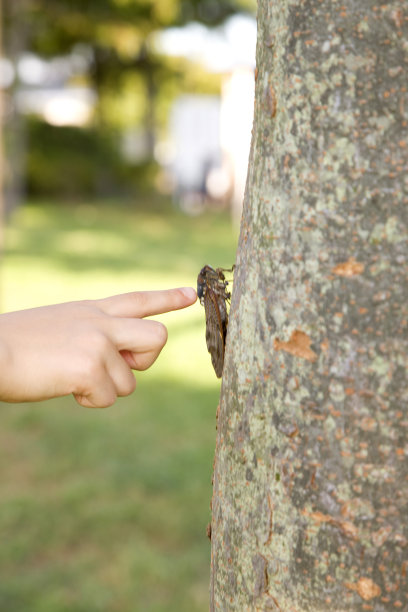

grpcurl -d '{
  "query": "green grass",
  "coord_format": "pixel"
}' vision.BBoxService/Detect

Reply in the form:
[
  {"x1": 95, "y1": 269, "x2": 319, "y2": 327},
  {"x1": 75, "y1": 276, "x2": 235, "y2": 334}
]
[{"x1": 0, "y1": 197, "x2": 238, "y2": 612}]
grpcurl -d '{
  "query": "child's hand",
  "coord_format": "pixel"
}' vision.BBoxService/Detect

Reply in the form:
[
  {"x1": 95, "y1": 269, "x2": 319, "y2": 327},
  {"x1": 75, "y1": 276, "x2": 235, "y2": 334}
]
[{"x1": 0, "y1": 288, "x2": 197, "y2": 408}]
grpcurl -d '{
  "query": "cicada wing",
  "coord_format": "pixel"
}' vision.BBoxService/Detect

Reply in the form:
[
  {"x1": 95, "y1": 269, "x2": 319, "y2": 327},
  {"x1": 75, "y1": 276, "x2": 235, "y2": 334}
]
[{"x1": 204, "y1": 290, "x2": 226, "y2": 378}]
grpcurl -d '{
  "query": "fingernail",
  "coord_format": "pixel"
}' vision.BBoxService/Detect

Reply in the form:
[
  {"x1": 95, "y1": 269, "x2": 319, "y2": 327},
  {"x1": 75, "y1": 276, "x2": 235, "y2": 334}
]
[{"x1": 180, "y1": 287, "x2": 197, "y2": 301}]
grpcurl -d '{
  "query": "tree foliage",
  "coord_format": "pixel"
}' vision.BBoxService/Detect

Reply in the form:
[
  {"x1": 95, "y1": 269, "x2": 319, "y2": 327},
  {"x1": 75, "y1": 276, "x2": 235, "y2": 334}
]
[
  {"x1": 2, "y1": 0, "x2": 255, "y2": 196},
  {"x1": 7, "y1": 0, "x2": 255, "y2": 58},
  {"x1": 4, "y1": 0, "x2": 255, "y2": 135}
]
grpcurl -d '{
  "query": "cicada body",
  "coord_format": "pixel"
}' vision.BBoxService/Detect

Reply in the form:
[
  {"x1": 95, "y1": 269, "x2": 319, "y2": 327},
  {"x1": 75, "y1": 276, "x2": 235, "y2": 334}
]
[{"x1": 197, "y1": 265, "x2": 233, "y2": 378}]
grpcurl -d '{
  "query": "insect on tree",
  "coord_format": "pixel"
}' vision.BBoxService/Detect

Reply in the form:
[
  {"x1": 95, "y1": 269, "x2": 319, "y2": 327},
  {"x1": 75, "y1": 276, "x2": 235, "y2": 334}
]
[{"x1": 197, "y1": 265, "x2": 234, "y2": 378}]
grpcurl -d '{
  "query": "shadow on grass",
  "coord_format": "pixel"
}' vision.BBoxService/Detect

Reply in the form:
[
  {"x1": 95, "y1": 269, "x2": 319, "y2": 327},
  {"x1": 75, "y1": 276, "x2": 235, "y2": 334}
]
[{"x1": 0, "y1": 378, "x2": 220, "y2": 612}]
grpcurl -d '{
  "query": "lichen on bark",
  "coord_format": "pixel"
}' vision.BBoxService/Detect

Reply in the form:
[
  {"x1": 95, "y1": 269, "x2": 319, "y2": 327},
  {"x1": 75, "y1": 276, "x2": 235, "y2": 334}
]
[{"x1": 210, "y1": 1, "x2": 408, "y2": 610}]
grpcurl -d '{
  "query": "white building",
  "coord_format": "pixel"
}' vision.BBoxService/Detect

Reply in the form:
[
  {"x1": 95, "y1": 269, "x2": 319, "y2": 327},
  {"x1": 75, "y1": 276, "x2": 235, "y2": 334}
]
[{"x1": 158, "y1": 14, "x2": 256, "y2": 219}]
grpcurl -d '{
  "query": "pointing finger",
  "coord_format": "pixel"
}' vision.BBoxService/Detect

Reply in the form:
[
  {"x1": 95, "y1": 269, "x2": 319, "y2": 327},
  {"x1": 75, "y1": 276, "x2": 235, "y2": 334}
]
[{"x1": 96, "y1": 288, "x2": 197, "y2": 319}]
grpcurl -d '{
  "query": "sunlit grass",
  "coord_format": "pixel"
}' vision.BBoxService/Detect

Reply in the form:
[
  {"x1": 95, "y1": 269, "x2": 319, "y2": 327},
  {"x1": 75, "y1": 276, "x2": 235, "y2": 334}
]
[{"x1": 0, "y1": 197, "x2": 238, "y2": 612}]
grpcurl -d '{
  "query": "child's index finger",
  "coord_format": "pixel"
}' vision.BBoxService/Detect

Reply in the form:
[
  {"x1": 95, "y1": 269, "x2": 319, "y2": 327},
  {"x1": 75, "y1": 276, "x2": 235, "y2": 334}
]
[{"x1": 96, "y1": 287, "x2": 197, "y2": 319}]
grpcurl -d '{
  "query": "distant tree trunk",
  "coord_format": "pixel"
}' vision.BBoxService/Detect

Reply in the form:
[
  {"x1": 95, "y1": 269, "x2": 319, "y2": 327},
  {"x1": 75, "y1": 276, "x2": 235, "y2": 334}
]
[
  {"x1": 0, "y1": 0, "x2": 4, "y2": 242},
  {"x1": 0, "y1": 0, "x2": 5, "y2": 312},
  {"x1": 2, "y1": 0, "x2": 28, "y2": 213},
  {"x1": 210, "y1": 1, "x2": 407, "y2": 610},
  {"x1": 139, "y1": 44, "x2": 156, "y2": 160}
]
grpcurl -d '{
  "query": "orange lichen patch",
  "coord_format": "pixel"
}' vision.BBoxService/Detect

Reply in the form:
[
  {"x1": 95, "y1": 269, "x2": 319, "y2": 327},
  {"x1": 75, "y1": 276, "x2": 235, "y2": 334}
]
[
  {"x1": 372, "y1": 525, "x2": 392, "y2": 547},
  {"x1": 338, "y1": 520, "x2": 358, "y2": 539},
  {"x1": 329, "y1": 405, "x2": 342, "y2": 417},
  {"x1": 346, "y1": 577, "x2": 381, "y2": 601},
  {"x1": 320, "y1": 337, "x2": 329, "y2": 352},
  {"x1": 288, "y1": 423, "x2": 299, "y2": 438},
  {"x1": 391, "y1": 8, "x2": 404, "y2": 28},
  {"x1": 332, "y1": 258, "x2": 365, "y2": 277},
  {"x1": 274, "y1": 330, "x2": 317, "y2": 362},
  {"x1": 359, "y1": 416, "x2": 377, "y2": 432},
  {"x1": 303, "y1": 510, "x2": 358, "y2": 539},
  {"x1": 267, "y1": 84, "x2": 277, "y2": 117}
]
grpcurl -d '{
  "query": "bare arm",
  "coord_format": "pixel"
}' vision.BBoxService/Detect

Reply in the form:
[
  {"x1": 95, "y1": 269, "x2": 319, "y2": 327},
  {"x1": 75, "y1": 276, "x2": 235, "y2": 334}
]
[{"x1": 0, "y1": 287, "x2": 197, "y2": 408}]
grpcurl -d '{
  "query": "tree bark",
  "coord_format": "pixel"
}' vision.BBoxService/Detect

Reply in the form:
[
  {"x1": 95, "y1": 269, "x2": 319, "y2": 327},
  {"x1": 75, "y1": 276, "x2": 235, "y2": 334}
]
[{"x1": 210, "y1": 1, "x2": 407, "y2": 610}]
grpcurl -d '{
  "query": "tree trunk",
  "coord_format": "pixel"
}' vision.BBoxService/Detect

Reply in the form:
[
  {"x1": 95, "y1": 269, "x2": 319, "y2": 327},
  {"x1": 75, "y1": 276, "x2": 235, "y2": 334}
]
[
  {"x1": 210, "y1": 1, "x2": 407, "y2": 610},
  {"x1": 2, "y1": 0, "x2": 28, "y2": 215},
  {"x1": 0, "y1": 0, "x2": 4, "y2": 250}
]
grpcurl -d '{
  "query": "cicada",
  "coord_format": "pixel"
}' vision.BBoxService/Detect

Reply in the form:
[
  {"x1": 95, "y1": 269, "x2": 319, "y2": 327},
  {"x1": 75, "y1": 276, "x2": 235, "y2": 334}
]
[{"x1": 197, "y1": 265, "x2": 233, "y2": 378}]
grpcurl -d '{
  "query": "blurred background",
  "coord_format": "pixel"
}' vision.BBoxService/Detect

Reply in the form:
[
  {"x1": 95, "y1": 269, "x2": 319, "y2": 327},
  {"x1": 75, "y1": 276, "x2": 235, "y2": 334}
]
[{"x1": 0, "y1": 1, "x2": 256, "y2": 611}]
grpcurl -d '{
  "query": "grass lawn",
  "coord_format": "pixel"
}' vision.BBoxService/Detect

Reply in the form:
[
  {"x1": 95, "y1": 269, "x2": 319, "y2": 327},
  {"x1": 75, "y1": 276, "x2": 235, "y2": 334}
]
[{"x1": 0, "y1": 198, "x2": 238, "y2": 612}]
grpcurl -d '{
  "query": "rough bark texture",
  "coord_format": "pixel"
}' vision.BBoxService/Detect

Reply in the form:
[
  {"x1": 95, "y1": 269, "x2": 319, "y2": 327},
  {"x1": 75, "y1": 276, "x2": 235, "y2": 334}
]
[{"x1": 210, "y1": 1, "x2": 407, "y2": 610}]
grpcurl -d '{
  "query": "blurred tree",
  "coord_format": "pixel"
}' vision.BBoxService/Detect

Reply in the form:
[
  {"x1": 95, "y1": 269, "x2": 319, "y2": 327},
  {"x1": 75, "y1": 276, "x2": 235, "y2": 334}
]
[
  {"x1": 4, "y1": 0, "x2": 255, "y2": 153},
  {"x1": 0, "y1": 0, "x2": 3, "y2": 257},
  {"x1": 1, "y1": 0, "x2": 256, "y2": 199},
  {"x1": 2, "y1": 0, "x2": 29, "y2": 210},
  {"x1": 210, "y1": 0, "x2": 408, "y2": 610}
]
